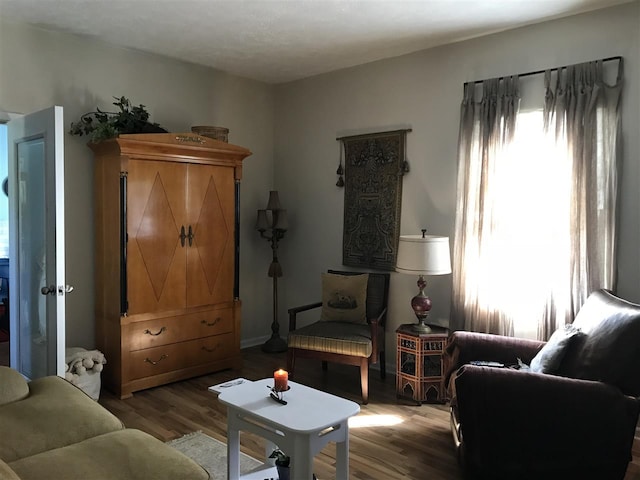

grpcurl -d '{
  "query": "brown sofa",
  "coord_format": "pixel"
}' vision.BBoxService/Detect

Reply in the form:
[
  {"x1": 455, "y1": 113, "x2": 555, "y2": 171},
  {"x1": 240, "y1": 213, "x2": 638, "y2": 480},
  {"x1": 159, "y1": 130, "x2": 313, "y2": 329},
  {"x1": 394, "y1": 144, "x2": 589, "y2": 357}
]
[
  {"x1": 443, "y1": 289, "x2": 640, "y2": 480},
  {"x1": 0, "y1": 367, "x2": 209, "y2": 480}
]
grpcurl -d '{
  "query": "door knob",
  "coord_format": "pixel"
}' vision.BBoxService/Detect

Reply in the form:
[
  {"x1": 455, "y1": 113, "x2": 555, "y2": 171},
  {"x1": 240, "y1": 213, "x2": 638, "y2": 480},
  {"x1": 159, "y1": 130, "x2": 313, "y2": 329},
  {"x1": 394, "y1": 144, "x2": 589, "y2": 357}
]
[
  {"x1": 41, "y1": 285, "x2": 56, "y2": 296},
  {"x1": 60, "y1": 285, "x2": 74, "y2": 295}
]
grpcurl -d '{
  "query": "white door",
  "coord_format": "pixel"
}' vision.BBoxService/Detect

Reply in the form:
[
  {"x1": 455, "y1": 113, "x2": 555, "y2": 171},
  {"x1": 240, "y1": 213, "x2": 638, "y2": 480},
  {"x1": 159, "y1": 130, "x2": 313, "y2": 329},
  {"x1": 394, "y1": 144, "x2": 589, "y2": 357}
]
[{"x1": 7, "y1": 106, "x2": 67, "y2": 378}]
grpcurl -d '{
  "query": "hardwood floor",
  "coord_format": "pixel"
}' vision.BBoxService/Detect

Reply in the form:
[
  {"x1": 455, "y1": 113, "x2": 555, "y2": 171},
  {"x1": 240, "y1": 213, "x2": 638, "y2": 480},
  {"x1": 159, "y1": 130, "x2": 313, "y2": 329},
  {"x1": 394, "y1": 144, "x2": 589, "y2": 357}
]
[
  {"x1": 2, "y1": 332, "x2": 636, "y2": 478},
  {"x1": 100, "y1": 346, "x2": 461, "y2": 479},
  {"x1": 98, "y1": 345, "x2": 640, "y2": 480}
]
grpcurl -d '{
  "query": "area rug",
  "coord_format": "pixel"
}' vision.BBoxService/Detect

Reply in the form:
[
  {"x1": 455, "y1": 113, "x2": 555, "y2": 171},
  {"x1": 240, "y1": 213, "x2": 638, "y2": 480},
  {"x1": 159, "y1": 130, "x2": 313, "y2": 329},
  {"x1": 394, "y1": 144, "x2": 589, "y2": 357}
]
[{"x1": 166, "y1": 431, "x2": 262, "y2": 479}]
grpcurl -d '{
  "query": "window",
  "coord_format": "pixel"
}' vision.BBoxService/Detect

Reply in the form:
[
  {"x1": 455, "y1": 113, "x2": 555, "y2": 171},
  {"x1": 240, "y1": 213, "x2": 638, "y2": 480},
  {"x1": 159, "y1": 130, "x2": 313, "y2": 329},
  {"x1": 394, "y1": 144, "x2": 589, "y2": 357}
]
[
  {"x1": 462, "y1": 110, "x2": 571, "y2": 338},
  {"x1": 453, "y1": 60, "x2": 622, "y2": 340}
]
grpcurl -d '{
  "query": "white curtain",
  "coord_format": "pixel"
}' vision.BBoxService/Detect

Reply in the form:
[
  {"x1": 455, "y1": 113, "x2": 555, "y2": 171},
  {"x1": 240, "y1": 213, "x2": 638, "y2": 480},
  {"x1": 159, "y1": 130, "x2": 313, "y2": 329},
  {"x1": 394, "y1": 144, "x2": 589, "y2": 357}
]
[
  {"x1": 539, "y1": 59, "x2": 623, "y2": 338},
  {"x1": 451, "y1": 77, "x2": 521, "y2": 336},
  {"x1": 451, "y1": 59, "x2": 623, "y2": 339}
]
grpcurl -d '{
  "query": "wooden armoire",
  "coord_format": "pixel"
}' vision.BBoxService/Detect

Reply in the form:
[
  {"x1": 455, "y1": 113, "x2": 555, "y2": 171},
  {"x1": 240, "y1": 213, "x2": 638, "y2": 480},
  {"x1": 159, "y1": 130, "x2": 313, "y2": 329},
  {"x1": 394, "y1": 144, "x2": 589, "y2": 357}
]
[{"x1": 91, "y1": 133, "x2": 251, "y2": 398}]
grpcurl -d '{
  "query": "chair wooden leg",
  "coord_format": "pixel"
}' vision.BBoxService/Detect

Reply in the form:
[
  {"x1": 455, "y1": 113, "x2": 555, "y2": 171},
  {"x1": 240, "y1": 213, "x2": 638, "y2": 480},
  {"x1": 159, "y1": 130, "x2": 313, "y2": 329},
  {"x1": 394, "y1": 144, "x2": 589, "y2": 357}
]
[
  {"x1": 360, "y1": 358, "x2": 369, "y2": 404},
  {"x1": 322, "y1": 361, "x2": 328, "y2": 371},
  {"x1": 379, "y1": 350, "x2": 386, "y2": 379},
  {"x1": 287, "y1": 349, "x2": 295, "y2": 378}
]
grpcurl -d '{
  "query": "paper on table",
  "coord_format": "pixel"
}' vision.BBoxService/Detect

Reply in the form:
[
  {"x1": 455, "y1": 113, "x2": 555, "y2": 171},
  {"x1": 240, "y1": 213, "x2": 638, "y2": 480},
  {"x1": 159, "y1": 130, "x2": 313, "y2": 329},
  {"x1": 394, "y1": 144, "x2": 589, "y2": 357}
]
[{"x1": 207, "y1": 378, "x2": 252, "y2": 394}]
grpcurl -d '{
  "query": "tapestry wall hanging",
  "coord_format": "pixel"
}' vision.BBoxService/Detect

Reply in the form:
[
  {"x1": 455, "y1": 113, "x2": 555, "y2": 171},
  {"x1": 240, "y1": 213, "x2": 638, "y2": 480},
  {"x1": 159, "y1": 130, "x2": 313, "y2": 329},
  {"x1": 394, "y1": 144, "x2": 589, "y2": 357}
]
[{"x1": 338, "y1": 129, "x2": 410, "y2": 271}]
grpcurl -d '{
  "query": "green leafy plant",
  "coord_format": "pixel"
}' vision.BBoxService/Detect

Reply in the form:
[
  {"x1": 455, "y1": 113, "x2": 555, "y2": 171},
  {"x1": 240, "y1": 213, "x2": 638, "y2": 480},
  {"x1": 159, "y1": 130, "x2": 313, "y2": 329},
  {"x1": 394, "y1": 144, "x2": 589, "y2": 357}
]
[
  {"x1": 69, "y1": 96, "x2": 167, "y2": 143},
  {"x1": 269, "y1": 448, "x2": 290, "y2": 467}
]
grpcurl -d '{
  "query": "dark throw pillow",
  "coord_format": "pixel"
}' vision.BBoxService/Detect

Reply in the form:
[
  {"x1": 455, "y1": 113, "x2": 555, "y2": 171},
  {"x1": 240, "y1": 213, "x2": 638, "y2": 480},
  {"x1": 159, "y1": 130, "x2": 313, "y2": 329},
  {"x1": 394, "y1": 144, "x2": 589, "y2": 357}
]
[{"x1": 529, "y1": 324, "x2": 583, "y2": 374}]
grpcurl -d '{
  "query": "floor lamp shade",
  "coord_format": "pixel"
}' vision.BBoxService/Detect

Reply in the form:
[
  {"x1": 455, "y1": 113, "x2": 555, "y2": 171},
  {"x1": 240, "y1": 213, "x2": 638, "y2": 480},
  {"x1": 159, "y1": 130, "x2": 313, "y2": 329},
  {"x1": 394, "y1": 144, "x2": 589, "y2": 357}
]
[{"x1": 396, "y1": 234, "x2": 451, "y2": 332}]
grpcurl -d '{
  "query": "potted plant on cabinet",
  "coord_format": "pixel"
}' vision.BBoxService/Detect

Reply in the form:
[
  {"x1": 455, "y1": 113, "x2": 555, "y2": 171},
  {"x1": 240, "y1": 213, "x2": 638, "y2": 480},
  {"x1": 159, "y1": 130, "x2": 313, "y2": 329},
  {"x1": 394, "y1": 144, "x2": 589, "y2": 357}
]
[
  {"x1": 269, "y1": 449, "x2": 290, "y2": 480},
  {"x1": 69, "y1": 96, "x2": 167, "y2": 143}
]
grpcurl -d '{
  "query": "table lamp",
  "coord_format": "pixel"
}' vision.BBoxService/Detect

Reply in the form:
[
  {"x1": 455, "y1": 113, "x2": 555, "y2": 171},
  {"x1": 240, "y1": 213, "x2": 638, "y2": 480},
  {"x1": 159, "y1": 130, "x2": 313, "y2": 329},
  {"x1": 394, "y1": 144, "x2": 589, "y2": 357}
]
[{"x1": 396, "y1": 230, "x2": 451, "y2": 332}]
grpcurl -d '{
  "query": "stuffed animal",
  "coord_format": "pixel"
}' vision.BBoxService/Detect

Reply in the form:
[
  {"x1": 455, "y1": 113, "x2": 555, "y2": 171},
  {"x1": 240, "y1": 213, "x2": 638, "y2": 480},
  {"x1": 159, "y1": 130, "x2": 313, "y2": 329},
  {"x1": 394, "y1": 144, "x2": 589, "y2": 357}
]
[{"x1": 65, "y1": 348, "x2": 107, "y2": 376}]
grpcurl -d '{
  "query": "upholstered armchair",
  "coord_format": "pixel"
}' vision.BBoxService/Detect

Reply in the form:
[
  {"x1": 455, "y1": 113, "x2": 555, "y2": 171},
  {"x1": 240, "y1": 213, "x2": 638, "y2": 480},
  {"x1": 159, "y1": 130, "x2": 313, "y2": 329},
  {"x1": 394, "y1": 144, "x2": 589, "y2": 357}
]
[
  {"x1": 443, "y1": 289, "x2": 640, "y2": 480},
  {"x1": 287, "y1": 270, "x2": 390, "y2": 404}
]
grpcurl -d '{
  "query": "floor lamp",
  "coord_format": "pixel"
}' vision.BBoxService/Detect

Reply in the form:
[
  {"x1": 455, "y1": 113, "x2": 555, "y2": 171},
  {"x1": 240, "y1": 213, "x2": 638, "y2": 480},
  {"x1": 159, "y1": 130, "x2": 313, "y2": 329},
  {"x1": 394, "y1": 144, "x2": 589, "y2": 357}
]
[{"x1": 256, "y1": 191, "x2": 288, "y2": 353}]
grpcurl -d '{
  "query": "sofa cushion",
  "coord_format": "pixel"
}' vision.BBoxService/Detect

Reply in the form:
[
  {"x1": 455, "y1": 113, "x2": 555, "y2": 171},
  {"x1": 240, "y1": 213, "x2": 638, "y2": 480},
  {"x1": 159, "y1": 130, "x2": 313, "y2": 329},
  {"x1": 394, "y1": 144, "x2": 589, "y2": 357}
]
[
  {"x1": 0, "y1": 366, "x2": 29, "y2": 406},
  {"x1": 530, "y1": 324, "x2": 583, "y2": 374},
  {"x1": 0, "y1": 458, "x2": 20, "y2": 480},
  {"x1": 8, "y1": 429, "x2": 209, "y2": 480},
  {"x1": 320, "y1": 273, "x2": 368, "y2": 323},
  {"x1": 558, "y1": 289, "x2": 640, "y2": 396},
  {"x1": 0, "y1": 376, "x2": 124, "y2": 462}
]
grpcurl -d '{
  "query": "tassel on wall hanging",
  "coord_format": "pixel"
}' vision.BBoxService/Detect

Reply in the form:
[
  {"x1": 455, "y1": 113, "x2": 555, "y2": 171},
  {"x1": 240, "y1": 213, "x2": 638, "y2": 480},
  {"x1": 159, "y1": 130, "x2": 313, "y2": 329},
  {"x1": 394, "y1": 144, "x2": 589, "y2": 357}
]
[{"x1": 336, "y1": 143, "x2": 345, "y2": 187}]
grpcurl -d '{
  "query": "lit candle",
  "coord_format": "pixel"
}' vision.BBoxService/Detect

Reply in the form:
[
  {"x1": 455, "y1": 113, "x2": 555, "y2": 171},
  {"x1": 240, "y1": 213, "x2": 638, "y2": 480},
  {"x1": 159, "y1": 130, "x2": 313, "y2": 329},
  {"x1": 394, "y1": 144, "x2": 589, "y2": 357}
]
[{"x1": 274, "y1": 369, "x2": 288, "y2": 392}]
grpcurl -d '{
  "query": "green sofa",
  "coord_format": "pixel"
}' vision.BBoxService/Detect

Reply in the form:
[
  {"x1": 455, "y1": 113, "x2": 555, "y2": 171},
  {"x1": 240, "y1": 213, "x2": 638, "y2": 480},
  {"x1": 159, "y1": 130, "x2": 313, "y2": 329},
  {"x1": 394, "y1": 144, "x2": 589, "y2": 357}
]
[{"x1": 0, "y1": 366, "x2": 209, "y2": 480}]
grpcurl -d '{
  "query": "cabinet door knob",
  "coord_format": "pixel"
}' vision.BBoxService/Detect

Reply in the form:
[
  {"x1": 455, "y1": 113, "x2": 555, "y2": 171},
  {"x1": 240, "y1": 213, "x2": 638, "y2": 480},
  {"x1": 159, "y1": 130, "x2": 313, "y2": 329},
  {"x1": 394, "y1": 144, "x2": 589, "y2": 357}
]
[
  {"x1": 188, "y1": 225, "x2": 194, "y2": 246},
  {"x1": 179, "y1": 226, "x2": 187, "y2": 247},
  {"x1": 202, "y1": 344, "x2": 219, "y2": 353}
]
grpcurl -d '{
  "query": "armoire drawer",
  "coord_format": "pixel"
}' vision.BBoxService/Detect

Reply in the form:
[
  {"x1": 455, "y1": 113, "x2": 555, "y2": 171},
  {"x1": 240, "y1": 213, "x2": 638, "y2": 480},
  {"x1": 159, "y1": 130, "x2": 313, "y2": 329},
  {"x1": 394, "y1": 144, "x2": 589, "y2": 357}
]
[
  {"x1": 128, "y1": 333, "x2": 236, "y2": 381},
  {"x1": 126, "y1": 308, "x2": 234, "y2": 352}
]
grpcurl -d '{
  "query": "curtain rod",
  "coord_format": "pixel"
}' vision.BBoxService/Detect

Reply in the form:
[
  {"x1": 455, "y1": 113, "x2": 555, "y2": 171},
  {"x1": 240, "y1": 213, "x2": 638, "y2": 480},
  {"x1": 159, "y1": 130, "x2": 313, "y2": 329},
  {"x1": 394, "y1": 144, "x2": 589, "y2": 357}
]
[{"x1": 464, "y1": 55, "x2": 622, "y2": 86}]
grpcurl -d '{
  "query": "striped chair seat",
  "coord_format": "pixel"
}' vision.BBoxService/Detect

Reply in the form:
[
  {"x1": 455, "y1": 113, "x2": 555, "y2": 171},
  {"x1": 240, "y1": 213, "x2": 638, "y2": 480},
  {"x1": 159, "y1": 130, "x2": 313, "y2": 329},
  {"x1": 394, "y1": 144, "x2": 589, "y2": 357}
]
[{"x1": 287, "y1": 321, "x2": 372, "y2": 358}]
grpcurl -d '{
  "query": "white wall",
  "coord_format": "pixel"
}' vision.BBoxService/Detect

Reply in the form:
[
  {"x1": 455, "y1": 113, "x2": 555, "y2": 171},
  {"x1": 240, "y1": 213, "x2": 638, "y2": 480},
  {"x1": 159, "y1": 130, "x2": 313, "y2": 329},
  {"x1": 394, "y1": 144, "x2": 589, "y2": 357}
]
[
  {"x1": 275, "y1": 2, "x2": 640, "y2": 371},
  {"x1": 0, "y1": 20, "x2": 276, "y2": 349}
]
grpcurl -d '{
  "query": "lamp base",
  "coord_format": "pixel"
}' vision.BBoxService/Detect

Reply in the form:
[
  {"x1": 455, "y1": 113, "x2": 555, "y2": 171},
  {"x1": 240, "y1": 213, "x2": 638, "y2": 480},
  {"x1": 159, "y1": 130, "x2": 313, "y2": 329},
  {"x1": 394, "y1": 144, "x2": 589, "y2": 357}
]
[
  {"x1": 410, "y1": 276, "x2": 433, "y2": 334},
  {"x1": 412, "y1": 321, "x2": 432, "y2": 333},
  {"x1": 262, "y1": 334, "x2": 288, "y2": 353}
]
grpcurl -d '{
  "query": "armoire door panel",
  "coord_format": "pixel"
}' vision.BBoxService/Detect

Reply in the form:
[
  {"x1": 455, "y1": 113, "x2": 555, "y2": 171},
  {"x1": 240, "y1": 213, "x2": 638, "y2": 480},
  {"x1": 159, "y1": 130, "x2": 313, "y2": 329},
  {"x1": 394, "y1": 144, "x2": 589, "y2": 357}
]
[
  {"x1": 126, "y1": 160, "x2": 187, "y2": 233},
  {"x1": 127, "y1": 160, "x2": 188, "y2": 314},
  {"x1": 186, "y1": 164, "x2": 235, "y2": 307},
  {"x1": 126, "y1": 242, "x2": 187, "y2": 315}
]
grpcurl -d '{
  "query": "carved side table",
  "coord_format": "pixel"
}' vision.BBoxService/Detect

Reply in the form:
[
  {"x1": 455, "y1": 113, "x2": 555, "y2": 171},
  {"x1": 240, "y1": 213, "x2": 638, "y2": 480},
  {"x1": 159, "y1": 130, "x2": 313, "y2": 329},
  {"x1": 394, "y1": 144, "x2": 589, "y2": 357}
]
[{"x1": 396, "y1": 324, "x2": 449, "y2": 404}]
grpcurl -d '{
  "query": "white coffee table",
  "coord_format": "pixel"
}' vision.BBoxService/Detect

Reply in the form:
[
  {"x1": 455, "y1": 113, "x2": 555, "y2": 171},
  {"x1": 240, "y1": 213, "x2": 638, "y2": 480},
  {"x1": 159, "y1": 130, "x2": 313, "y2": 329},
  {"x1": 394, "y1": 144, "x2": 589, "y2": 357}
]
[{"x1": 217, "y1": 378, "x2": 360, "y2": 480}]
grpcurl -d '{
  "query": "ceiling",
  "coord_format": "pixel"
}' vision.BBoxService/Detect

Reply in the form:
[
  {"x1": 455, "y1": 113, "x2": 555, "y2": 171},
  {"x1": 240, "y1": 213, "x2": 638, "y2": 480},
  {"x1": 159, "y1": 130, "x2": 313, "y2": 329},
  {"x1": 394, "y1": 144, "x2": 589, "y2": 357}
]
[{"x1": 0, "y1": 0, "x2": 630, "y2": 84}]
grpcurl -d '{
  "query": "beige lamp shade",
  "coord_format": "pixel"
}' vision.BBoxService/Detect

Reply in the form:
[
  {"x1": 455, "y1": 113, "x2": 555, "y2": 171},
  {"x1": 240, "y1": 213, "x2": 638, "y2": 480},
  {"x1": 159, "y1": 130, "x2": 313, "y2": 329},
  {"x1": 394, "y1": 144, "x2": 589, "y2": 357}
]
[
  {"x1": 273, "y1": 209, "x2": 288, "y2": 231},
  {"x1": 266, "y1": 190, "x2": 282, "y2": 210},
  {"x1": 396, "y1": 235, "x2": 452, "y2": 275},
  {"x1": 256, "y1": 209, "x2": 270, "y2": 230}
]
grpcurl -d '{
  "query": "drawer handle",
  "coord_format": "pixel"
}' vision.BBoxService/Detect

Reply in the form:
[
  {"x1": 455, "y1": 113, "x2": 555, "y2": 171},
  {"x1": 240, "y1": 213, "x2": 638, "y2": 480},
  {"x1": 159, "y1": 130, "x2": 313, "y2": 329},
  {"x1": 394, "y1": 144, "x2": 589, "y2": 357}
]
[
  {"x1": 201, "y1": 318, "x2": 221, "y2": 327},
  {"x1": 202, "y1": 344, "x2": 219, "y2": 353},
  {"x1": 143, "y1": 327, "x2": 167, "y2": 336},
  {"x1": 144, "y1": 354, "x2": 168, "y2": 365}
]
